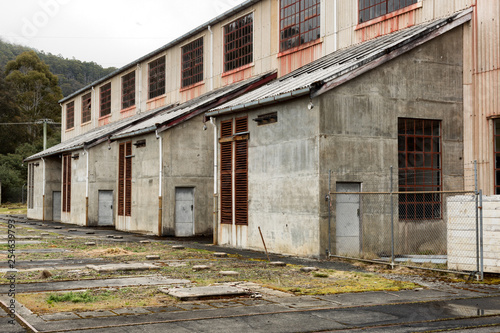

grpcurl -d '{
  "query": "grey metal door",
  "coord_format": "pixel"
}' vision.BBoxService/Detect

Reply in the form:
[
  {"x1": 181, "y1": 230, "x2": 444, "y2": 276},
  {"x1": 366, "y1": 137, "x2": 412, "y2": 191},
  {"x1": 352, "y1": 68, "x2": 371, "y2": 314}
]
[
  {"x1": 336, "y1": 183, "x2": 361, "y2": 256},
  {"x1": 52, "y1": 191, "x2": 61, "y2": 222},
  {"x1": 175, "y1": 187, "x2": 194, "y2": 237},
  {"x1": 98, "y1": 191, "x2": 114, "y2": 226}
]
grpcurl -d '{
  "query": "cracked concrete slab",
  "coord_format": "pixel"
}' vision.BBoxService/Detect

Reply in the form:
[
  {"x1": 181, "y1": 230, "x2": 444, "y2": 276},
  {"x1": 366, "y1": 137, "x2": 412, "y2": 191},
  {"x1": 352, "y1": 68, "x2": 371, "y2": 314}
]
[
  {"x1": 86, "y1": 263, "x2": 160, "y2": 273},
  {"x1": 0, "y1": 276, "x2": 190, "y2": 293},
  {"x1": 164, "y1": 286, "x2": 250, "y2": 301}
]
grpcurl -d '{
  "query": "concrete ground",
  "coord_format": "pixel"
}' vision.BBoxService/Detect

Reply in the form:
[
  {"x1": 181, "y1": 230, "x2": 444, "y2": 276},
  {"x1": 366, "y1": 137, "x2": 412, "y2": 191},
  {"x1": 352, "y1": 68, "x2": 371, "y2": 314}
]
[{"x1": 1, "y1": 215, "x2": 499, "y2": 333}]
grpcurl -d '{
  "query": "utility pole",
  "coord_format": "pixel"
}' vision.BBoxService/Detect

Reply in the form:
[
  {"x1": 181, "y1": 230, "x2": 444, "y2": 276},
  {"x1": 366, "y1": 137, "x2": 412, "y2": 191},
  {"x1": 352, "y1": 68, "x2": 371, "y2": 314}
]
[{"x1": 0, "y1": 119, "x2": 61, "y2": 151}]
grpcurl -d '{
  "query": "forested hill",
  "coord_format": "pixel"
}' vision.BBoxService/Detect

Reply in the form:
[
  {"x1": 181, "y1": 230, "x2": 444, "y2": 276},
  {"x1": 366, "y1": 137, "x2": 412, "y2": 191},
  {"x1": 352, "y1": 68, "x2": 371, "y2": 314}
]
[{"x1": 0, "y1": 39, "x2": 116, "y2": 97}]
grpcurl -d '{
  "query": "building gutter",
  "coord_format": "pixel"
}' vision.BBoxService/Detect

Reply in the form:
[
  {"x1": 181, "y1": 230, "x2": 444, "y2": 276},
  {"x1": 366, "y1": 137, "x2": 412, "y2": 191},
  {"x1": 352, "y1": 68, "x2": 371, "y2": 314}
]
[
  {"x1": 59, "y1": 0, "x2": 261, "y2": 104},
  {"x1": 41, "y1": 157, "x2": 46, "y2": 221},
  {"x1": 84, "y1": 148, "x2": 89, "y2": 227},
  {"x1": 208, "y1": 25, "x2": 214, "y2": 91},
  {"x1": 209, "y1": 117, "x2": 218, "y2": 245},
  {"x1": 110, "y1": 126, "x2": 158, "y2": 141},
  {"x1": 156, "y1": 129, "x2": 163, "y2": 236},
  {"x1": 205, "y1": 87, "x2": 311, "y2": 118}
]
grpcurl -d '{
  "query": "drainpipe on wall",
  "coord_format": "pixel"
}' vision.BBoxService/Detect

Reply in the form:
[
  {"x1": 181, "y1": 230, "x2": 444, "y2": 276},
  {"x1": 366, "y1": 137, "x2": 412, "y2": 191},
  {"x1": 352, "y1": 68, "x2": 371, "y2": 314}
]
[
  {"x1": 208, "y1": 26, "x2": 214, "y2": 91},
  {"x1": 41, "y1": 157, "x2": 45, "y2": 221},
  {"x1": 210, "y1": 117, "x2": 218, "y2": 245},
  {"x1": 333, "y1": 0, "x2": 338, "y2": 52},
  {"x1": 91, "y1": 87, "x2": 96, "y2": 129},
  {"x1": 156, "y1": 129, "x2": 163, "y2": 236},
  {"x1": 84, "y1": 148, "x2": 89, "y2": 227},
  {"x1": 137, "y1": 64, "x2": 142, "y2": 113}
]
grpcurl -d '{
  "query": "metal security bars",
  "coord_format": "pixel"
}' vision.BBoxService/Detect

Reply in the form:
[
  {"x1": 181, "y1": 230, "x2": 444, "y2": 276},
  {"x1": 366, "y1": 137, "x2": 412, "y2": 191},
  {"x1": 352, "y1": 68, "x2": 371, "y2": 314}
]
[{"x1": 327, "y1": 167, "x2": 484, "y2": 280}]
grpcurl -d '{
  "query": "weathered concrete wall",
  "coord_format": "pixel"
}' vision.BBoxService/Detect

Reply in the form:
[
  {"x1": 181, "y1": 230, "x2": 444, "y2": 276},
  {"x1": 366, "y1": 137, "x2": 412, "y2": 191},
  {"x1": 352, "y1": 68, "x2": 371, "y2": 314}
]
[
  {"x1": 318, "y1": 27, "x2": 465, "y2": 256},
  {"x1": 217, "y1": 98, "x2": 321, "y2": 257},
  {"x1": 447, "y1": 195, "x2": 500, "y2": 274},
  {"x1": 114, "y1": 135, "x2": 159, "y2": 234},
  {"x1": 87, "y1": 142, "x2": 118, "y2": 227},
  {"x1": 27, "y1": 157, "x2": 61, "y2": 221},
  {"x1": 162, "y1": 113, "x2": 214, "y2": 236},
  {"x1": 61, "y1": 149, "x2": 87, "y2": 226}
]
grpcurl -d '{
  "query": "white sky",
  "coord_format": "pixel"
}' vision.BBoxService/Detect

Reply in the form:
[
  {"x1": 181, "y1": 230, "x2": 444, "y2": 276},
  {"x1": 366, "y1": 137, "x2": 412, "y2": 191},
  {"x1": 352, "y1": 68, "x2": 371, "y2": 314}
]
[{"x1": 0, "y1": 0, "x2": 247, "y2": 68}]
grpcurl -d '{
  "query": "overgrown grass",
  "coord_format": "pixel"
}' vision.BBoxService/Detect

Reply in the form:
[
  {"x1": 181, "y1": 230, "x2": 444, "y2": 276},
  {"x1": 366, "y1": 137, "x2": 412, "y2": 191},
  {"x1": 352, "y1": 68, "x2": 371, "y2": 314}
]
[
  {"x1": 18, "y1": 287, "x2": 172, "y2": 314},
  {"x1": 0, "y1": 203, "x2": 27, "y2": 215}
]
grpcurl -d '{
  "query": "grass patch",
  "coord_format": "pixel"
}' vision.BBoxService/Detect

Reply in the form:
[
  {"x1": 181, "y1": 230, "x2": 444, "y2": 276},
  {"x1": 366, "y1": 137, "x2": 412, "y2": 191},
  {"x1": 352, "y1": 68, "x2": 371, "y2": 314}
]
[
  {"x1": 17, "y1": 287, "x2": 174, "y2": 314},
  {"x1": 0, "y1": 203, "x2": 27, "y2": 215}
]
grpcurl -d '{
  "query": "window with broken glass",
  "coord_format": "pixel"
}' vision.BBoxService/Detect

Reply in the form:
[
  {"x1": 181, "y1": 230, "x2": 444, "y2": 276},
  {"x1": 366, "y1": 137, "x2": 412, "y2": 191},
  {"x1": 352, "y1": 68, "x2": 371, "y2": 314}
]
[
  {"x1": 398, "y1": 118, "x2": 441, "y2": 220},
  {"x1": 224, "y1": 13, "x2": 253, "y2": 72},
  {"x1": 280, "y1": 0, "x2": 321, "y2": 52},
  {"x1": 359, "y1": 0, "x2": 418, "y2": 23},
  {"x1": 182, "y1": 38, "x2": 204, "y2": 88}
]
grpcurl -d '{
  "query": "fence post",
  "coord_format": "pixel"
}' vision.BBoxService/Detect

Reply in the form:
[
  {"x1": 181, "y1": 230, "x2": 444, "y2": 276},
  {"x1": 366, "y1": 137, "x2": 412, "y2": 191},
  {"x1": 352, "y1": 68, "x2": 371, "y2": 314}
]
[
  {"x1": 479, "y1": 189, "x2": 484, "y2": 281},
  {"x1": 474, "y1": 161, "x2": 480, "y2": 277},
  {"x1": 390, "y1": 166, "x2": 394, "y2": 268},
  {"x1": 327, "y1": 170, "x2": 332, "y2": 257}
]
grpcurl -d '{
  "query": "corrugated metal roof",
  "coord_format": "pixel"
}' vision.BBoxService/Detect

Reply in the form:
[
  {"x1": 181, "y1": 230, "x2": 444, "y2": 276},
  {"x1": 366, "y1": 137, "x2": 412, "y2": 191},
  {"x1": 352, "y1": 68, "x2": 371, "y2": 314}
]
[
  {"x1": 206, "y1": 9, "x2": 472, "y2": 117},
  {"x1": 24, "y1": 105, "x2": 174, "y2": 161},
  {"x1": 26, "y1": 71, "x2": 274, "y2": 161},
  {"x1": 111, "y1": 72, "x2": 276, "y2": 140},
  {"x1": 59, "y1": 0, "x2": 261, "y2": 103}
]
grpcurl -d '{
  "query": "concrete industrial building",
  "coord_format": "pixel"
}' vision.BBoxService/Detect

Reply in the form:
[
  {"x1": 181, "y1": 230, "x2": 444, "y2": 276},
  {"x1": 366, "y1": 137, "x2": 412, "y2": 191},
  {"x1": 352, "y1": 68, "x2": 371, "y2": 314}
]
[{"x1": 25, "y1": 1, "x2": 500, "y2": 258}]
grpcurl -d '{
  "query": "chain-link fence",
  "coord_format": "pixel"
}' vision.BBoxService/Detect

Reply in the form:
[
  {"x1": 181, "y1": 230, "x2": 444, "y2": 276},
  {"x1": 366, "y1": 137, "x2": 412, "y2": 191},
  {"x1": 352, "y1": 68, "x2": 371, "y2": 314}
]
[{"x1": 327, "y1": 167, "x2": 483, "y2": 280}]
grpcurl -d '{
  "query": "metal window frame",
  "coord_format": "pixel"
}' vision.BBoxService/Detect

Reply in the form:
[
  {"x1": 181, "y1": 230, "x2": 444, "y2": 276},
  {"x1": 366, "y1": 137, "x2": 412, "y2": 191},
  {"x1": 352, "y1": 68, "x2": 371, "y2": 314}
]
[
  {"x1": 494, "y1": 119, "x2": 500, "y2": 194},
  {"x1": 100, "y1": 82, "x2": 112, "y2": 117},
  {"x1": 223, "y1": 13, "x2": 254, "y2": 72},
  {"x1": 66, "y1": 101, "x2": 75, "y2": 129},
  {"x1": 398, "y1": 118, "x2": 442, "y2": 220},
  {"x1": 181, "y1": 37, "x2": 204, "y2": 88},
  {"x1": 121, "y1": 71, "x2": 136, "y2": 110},
  {"x1": 280, "y1": 0, "x2": 321, "y2": 52},
  {"x1": 148, "y1": 56, "x2": 166, "y2": 100},
  {"x1": 81, "y1": 92, "x2": 92, "y2": 124},
  {"x1": 358, "y1": 0, "x2": 418, "y2": 23}
]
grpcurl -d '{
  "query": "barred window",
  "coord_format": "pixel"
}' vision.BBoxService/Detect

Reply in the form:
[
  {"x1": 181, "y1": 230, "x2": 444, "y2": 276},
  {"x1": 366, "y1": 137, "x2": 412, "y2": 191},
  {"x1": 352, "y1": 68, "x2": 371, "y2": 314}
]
[
  {"x1": 66, "y1": 101, "x2": 74, "y2": 130},
  {"x1": 100, "y1": 82, "x2": 111, "y2": 117},
  {"x1": 280, "y1": 0, "x2": 321, "y2": 52},
  {"x1": 81, "y1": 92, "x2": 91, "y2": 124},
  {"x1": 148, "y1": 56, "x2": 166, "y2": 99},
  {"x1": 182, "y1": 38, "x2": 204, "y2": 88},
  {"x1": 122, "y1": 71, "x2": 135, "y2": 109},
  {"x1": 398, "y1": 118, "x2": 441, "y2": 220},
  {"x1": 224, "y1": 13, "x2": 253, "y2": 72},
  {"x1": 359, "y1": 0, "x2": 418, "y2": 23}
]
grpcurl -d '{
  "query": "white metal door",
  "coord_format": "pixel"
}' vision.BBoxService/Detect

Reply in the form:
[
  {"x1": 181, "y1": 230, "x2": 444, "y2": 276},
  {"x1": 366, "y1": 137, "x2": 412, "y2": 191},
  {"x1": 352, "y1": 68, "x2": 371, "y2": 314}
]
[
  {"x1": 175, "y1": 188, "x2": 194, "y2": 237},
  {"x1": 98, "y1": 191, "x2": 114, "y2": 226},
  {"x1": 52, "y1": 191, "x2": 61, "y2": 222},
  {"x1": 336, "y1": 183, "x2": 361, "y2": 256}
]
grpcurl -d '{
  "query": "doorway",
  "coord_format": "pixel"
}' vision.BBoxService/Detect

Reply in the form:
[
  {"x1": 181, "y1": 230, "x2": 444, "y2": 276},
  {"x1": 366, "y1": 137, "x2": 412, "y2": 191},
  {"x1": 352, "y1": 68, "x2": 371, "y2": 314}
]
[
  {"x1": 335, "y1": 183, "x2": 361, "y2": 256},
  {"x1": 175, "y1": 187, "x2": 195, "y2": 237}
]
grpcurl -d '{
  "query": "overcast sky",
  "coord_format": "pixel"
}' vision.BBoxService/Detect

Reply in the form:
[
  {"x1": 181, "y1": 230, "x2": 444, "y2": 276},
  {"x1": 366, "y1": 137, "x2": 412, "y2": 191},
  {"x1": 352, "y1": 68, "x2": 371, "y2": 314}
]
[{"x1": 0, "y1": 0, "x2": 247, "y2": 68}]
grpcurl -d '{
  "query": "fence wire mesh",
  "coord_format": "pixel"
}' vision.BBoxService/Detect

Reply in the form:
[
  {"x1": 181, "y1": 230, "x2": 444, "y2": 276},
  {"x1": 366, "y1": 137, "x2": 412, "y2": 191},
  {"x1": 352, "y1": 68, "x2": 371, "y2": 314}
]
[{"x1": 327, "y1": 167, "x2": 482, "y2": 278}]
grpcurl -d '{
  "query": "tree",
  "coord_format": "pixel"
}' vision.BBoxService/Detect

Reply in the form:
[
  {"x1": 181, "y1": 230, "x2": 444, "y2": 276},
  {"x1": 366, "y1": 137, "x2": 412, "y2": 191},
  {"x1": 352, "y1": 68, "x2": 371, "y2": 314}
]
[
  {"x1": 0, "y1": 70, "x2": 23, "y2": 154},
  {"x1": 5, "y1": 51, "x2": 63, "y2": 144}
]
